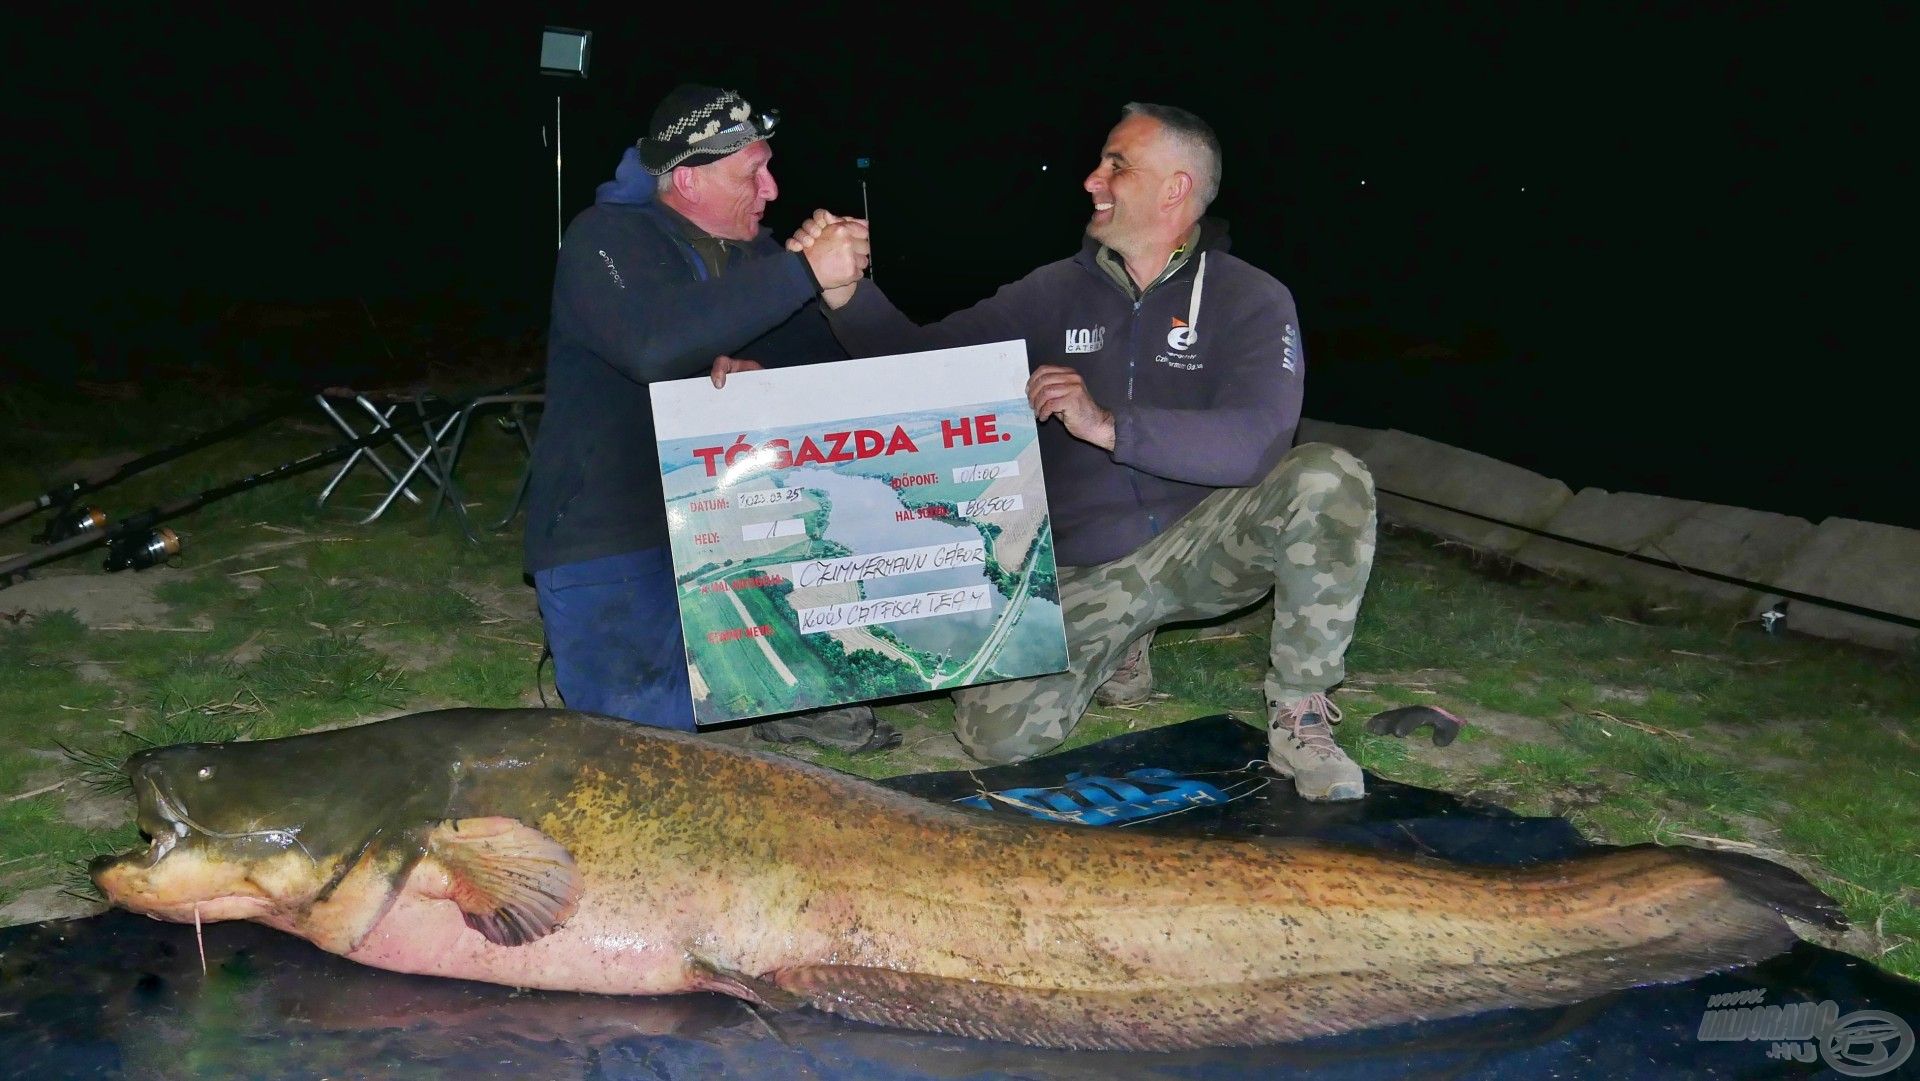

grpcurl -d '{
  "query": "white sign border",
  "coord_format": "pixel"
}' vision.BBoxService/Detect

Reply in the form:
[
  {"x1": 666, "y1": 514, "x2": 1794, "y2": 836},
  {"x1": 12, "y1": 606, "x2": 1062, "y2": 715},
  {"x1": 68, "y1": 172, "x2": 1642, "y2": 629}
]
[{"x1": 651, "y1": 340, "x2": 1030, "y2": 440}]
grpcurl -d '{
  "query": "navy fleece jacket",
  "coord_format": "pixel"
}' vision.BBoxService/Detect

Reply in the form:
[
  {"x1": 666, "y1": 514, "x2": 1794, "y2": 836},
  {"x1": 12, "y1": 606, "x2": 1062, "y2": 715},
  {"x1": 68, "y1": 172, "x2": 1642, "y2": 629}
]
[
  {"x1": 523, "y1": 149, "x2": 846, "y2": 573},
  {"x1": 824, "y1": 219, "x2": 1305, "y2": 566}
]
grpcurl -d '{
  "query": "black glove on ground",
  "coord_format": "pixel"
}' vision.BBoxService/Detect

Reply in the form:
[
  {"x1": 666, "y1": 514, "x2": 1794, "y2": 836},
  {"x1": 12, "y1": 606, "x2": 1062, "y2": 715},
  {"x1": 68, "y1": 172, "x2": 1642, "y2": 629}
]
[{"x1": 1364, "y1": 705, "x2": 1465, "y2": 747}]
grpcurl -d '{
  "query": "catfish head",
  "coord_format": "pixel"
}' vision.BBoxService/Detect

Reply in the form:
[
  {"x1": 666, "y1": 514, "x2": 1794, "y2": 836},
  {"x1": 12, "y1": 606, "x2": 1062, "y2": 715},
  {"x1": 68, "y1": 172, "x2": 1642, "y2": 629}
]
[
  {"x1": 91, "y1": 734, "x2": 454, "y2": 950},
  {"x1": 92, "y1": 723, "x2": 585, "y2": 955}
]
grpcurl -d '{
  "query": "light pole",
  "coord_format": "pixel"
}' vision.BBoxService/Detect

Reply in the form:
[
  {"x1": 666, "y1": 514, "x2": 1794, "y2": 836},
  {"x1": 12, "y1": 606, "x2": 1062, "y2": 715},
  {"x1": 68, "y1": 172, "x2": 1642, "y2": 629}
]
[
  {"x1": 857, "y1": 155, "x2": 874, "y2": 283},
  {"x1": 539, "y1": 27, "x2": 592, "y2": 250}
]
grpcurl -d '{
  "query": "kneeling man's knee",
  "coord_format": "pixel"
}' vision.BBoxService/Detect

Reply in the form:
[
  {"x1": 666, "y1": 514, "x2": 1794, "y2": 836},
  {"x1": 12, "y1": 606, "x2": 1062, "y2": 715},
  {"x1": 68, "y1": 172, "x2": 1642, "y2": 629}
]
[{"x1": 1286, "y1": 441, "x2": 1374, "y2": 494}]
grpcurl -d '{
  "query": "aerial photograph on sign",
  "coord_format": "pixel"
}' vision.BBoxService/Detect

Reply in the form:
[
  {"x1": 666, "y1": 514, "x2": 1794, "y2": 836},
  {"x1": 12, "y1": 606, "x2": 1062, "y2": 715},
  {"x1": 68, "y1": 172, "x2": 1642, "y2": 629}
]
[{"x1": 653, "y1": 344, "x2": 1068, "y2": 724}]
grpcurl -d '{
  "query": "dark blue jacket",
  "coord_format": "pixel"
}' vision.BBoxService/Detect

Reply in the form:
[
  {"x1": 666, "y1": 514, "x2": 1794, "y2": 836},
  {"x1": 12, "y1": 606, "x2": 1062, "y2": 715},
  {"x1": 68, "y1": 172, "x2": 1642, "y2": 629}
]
[
  {"x1": 523, "y1": 151, "x2": 845, "y2": 573},
  {"x1": 824, "y1": 219, "x2": 1305, "y2": 566}
]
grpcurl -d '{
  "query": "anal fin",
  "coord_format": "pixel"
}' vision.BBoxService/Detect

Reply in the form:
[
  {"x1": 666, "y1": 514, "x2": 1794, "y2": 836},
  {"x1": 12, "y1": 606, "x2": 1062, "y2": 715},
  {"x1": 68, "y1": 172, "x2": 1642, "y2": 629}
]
[
  {"x1": 772, "y1": 965, "x2": 1213, "y2": 1050},
  {"x1": 688, "y1": 955, "x2": 807, "y2": 1010},
  {"x1": 771, "y1": 933, "x2": 1803, "y2": 1052}
]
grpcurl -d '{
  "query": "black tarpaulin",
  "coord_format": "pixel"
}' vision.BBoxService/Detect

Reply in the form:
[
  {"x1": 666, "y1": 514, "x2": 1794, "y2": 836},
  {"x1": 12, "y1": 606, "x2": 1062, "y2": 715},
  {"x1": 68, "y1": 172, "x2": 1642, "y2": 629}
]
[{"x1": 3, "y1": 714, "x2": 1915, "y2": 1079}]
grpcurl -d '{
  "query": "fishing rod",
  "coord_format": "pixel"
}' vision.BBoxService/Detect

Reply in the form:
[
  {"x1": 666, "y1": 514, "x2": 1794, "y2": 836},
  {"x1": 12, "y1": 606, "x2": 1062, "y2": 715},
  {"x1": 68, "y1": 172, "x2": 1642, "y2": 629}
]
[
  {"x1": 0, "y1": 397, "x2": 464, "y2": 589},
  {"x1": 1, "y1": 390, "x2": 318, "y2": 537}
]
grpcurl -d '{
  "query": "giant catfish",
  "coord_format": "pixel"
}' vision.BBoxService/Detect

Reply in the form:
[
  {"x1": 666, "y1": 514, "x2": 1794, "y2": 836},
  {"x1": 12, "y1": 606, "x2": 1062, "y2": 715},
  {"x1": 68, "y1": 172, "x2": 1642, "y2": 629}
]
[{"x1": 91, "y1": 707, "x2": 1844, "y2": 1050}]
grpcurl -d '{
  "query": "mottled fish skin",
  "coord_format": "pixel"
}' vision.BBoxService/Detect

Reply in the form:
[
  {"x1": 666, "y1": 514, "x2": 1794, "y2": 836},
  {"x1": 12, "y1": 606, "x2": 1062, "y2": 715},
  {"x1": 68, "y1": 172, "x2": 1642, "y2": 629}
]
[{"x1": 92, "y1": 708, "x2": 1842, "y2": 1050}]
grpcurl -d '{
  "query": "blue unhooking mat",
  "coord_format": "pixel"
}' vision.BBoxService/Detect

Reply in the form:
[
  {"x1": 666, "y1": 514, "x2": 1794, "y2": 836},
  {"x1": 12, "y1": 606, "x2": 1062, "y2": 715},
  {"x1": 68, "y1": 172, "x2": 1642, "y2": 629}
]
[{"x1": 3, "y1": 714, "x2": 1916, "y2": 1079}]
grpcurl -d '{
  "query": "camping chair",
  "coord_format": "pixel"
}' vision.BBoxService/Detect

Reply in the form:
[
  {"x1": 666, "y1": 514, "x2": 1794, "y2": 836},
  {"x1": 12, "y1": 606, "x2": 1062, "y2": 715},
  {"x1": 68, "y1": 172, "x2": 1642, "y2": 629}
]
[
  {"x1": 313, "y1": 374, "x2": 541, "y2": 543},
  {"x1": 426, "y1": 383, "x2": 546, "y2": 541},
  {"x1": 312, "y1": 387, "x2": 463, "y2": 525}
]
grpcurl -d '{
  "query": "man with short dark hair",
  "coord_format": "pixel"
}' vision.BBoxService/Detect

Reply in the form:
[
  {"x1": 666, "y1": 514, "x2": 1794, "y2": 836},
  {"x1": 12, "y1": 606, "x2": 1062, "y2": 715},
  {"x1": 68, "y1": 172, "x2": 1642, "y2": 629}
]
[
  {"x1": 523, "y1": 84, "x2": 898, "y2": 752},
  {"x1": 789, "y1": 101, "x2": 1391, "y2": 797}
]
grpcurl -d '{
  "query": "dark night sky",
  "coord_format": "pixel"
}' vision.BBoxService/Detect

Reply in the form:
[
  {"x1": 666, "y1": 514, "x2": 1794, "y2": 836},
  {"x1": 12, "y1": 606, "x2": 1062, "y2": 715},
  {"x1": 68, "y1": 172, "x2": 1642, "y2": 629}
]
[{"x1": 5, "y1": 6, "x2": 1911, "y2": 527}]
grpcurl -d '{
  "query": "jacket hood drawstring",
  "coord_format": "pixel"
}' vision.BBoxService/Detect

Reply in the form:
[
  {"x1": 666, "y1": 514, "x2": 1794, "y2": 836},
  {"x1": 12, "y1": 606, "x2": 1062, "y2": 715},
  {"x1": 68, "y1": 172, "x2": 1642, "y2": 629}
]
[{"x1": 1184, "y1": 252, "x2": 1207, "y2": 338}]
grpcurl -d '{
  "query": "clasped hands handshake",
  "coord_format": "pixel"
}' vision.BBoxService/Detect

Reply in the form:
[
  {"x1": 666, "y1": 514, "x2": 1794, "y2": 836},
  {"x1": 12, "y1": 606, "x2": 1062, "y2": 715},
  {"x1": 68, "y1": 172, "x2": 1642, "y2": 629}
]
[
  {"x1": 711, "y1": 210, "x2": 868, "y2": 387},
  {"x1": 788, "y1": 209, "x2": 869, "y2": 292},
  {"x1": 720, "y1": 209, "x2": 1116, "y2": 454}
]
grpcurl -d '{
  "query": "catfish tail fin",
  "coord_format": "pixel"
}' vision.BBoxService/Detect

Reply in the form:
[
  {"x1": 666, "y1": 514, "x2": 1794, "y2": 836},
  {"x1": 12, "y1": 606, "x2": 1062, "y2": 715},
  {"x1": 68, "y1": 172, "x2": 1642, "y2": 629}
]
[{"x1": 1640, "y1": 843, "x2": 1848, "y2": 933}]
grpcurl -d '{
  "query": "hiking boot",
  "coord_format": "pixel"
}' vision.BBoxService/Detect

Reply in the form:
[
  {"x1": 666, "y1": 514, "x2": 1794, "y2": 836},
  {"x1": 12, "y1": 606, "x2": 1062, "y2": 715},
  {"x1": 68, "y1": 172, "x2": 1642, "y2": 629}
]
[
  {"x1": 754, "y1": 705, "x2": 901, "y2": 754},
  {"x1": 1093, "y1": 633, "x2": 1154, "y2": 706},
  {"x1": 1267, "y1": 692, "x2": 1365, "y2": 801}
]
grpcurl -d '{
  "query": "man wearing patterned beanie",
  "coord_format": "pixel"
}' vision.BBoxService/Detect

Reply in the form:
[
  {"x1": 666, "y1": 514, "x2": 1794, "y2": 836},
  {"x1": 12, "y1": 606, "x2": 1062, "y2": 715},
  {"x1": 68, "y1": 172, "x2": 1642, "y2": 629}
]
[{"x1": 523, "y1": 84, "x2": 899, "y2": 752}]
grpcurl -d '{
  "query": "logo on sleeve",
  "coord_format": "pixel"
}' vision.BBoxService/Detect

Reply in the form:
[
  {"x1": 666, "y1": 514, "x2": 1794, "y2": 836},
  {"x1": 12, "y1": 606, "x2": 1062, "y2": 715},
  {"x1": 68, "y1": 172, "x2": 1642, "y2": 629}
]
[
  {"x1": 1166, "y1": 317, "x2": 1197, "y2": 351},
  {"x1": 1281, "y1": 322, "x2": 1298, "y2": 373},
  {"x1": 1065, "y1": 326, "x2": 1107, "y2": 354},
  {"x1": 598, "y1": 250, "x2": 626, "y2": 290}
]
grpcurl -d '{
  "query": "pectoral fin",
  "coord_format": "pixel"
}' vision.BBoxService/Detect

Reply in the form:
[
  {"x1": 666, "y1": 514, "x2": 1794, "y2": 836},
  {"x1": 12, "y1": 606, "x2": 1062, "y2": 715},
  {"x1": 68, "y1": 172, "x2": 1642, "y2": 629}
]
[{"x1": 426, "y1": 816, "x2": 582, "y2": 947}]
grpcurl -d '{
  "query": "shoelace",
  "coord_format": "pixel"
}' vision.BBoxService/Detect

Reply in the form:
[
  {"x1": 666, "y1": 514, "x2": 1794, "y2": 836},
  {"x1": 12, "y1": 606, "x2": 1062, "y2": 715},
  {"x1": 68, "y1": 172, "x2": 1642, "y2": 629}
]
[{"x1": 1272, "y1": 692, "x2": 1344, "y2": 754}]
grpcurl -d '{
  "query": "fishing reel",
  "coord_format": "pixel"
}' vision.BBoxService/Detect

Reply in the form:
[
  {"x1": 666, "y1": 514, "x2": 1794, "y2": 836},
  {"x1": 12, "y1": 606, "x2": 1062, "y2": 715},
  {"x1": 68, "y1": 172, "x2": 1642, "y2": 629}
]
[
  {"x1": 1758, "y1": 600, "x2": 1789, "y2": 636},
  {"x1": 31, "y1": 504, "x2": 107, "y2": 545},
  {"x1": 103, "y1": 528, "x2": 181, "y2": 573}
]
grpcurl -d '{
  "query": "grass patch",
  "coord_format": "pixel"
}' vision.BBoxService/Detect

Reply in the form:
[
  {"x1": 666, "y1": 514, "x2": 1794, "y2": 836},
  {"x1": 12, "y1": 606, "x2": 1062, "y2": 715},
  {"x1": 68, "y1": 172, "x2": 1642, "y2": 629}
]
[
  {"x1": 137, "y1": 657, "x2": 254, "y2": 718},
  {"x1": 1557, "y1": 717, "x2": 1767, "y2": 815},
  {"x1": 360, "y1": 581, "x2": 482, "y2": 635},
  {"x1": 248, "y1": 632, "x2": 408, "y2": 709},
  {"x1": 1774, "y1": 785, "x2": 1920, "y2": 971},
  {"x1": 1487, "y1": 741, "x2": 1599, "y2": 790},
  {"x1": 154, "y1": 571, "x2": 246, "y2": 611},
  {"x1": 0, "y1": 797, "x2": 138, "y2": 910},
  {"x1": 414, "y1": 650, "x2": 535, "y2": 707}
]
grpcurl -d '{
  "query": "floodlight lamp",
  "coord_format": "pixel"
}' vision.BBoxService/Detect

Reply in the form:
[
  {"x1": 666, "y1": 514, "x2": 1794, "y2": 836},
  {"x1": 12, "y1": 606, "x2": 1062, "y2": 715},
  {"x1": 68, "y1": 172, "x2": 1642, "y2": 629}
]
[{"x1": 540, "y1": 27, "x2": 591, "y2": 78}]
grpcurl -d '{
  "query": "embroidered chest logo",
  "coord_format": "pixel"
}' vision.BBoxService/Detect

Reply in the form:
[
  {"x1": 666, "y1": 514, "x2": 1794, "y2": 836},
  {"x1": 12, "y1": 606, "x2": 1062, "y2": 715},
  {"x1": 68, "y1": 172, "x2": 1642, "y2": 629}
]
[
  {"x1": 1155, "y1": 317, "x2": 1203, "y2": 370},
  {"x1": 1065, "y1": 326, "x2": 1106, "y2": 354},
  {"x1": 1166, "y1": 317, "x2": 1197, "y2": 351}
]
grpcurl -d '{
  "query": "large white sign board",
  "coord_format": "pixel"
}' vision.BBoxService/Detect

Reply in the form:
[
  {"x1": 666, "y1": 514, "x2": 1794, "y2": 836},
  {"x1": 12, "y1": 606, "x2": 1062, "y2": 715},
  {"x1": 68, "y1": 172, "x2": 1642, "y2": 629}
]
[{"x1": 651, "y1": 341, "x2": 1068, "y2": 724}]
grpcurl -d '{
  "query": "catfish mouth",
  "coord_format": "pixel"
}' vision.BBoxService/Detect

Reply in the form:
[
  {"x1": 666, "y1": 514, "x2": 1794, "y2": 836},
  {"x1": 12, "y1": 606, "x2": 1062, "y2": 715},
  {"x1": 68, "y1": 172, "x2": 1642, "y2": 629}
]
[
  {"x1": 135, "y1": 784, "x2": 192, "y2": 864},
  {"x1": 89, "y1": 775, "x2": 194, "y2": 882},
  {"x1": 104, "y1": 771, "x2": 206, "y2": 870},
  {"x1": 90, "y1": 771, "x2": 290, "y2": 921}
]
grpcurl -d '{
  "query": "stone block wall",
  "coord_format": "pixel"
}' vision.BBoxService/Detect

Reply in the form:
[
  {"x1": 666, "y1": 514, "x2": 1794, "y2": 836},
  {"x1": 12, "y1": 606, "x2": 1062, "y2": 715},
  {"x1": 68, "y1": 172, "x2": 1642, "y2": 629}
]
[{"x1": 1298, "y1": 419, "x2": 1918, "y2": 653}]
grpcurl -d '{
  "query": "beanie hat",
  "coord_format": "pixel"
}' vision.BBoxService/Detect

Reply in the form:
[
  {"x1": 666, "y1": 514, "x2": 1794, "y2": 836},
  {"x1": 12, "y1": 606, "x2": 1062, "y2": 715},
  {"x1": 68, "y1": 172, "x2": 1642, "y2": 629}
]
[{"x1": 638, "y1": 84, "x2": 777, "y2": 175}]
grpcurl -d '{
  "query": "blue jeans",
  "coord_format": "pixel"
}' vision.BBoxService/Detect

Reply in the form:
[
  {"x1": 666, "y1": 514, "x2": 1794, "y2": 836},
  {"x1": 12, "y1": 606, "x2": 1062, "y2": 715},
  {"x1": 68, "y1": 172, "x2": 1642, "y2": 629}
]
[{"x1": 533, "y1": 547, "x2": 695, "y2": 731}]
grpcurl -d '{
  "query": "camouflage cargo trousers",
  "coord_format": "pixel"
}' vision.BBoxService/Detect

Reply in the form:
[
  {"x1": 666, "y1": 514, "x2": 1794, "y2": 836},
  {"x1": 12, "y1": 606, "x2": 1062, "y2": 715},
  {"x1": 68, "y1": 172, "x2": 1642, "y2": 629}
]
[{"x1": 951, "y1": 441, "x2": 1377, "y2": 764}]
